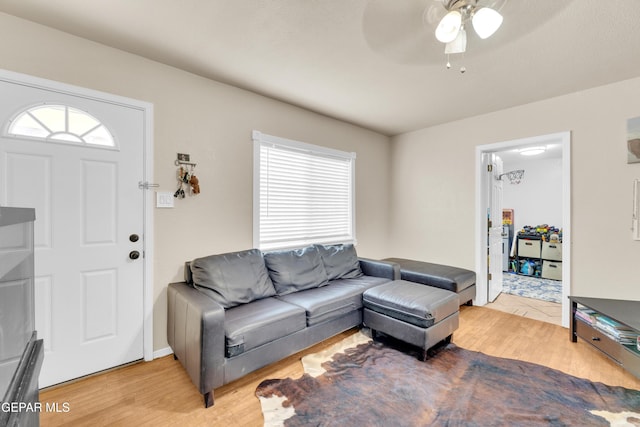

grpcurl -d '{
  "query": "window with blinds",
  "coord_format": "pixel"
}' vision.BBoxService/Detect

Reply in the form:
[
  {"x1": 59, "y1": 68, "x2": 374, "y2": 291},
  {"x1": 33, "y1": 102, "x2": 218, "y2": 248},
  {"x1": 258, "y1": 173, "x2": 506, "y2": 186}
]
[{"x1": 252, "y1": 131, "x2": 356, "y2": 251}]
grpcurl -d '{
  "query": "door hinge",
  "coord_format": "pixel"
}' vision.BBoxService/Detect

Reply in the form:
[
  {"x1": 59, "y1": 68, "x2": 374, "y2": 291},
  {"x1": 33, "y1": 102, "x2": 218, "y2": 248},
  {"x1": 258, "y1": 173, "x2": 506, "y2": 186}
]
[
  {"x1": 488, "y1": 273, "x2": 492, "y2": 281},
  {"x1": 138, "y1": 181, "x2": 159, "y2": 190},
  {"x1": 488, "y1": 220, "x2": 492, "y2": 228},
  {"x1": 487, "y1": 164, "x2": 493, "y2": 172}
]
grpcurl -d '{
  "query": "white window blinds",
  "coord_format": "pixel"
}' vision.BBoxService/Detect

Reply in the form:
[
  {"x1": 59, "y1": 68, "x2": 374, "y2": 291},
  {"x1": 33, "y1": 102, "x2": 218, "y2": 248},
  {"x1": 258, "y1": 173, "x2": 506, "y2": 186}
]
[{"x1": 253, "y1": 131, "x2": 356, "y2": 251}]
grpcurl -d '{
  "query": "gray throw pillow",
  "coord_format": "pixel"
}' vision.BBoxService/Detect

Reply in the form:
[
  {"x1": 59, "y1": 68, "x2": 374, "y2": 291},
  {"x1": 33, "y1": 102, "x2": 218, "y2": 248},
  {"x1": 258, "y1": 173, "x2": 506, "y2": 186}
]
[
  {"x1": 190, "y1": 249, "x2": 276, "y2": 308},
  {"x1": 263, "y1": 246, "x2": 329, "y2": 295},
  {"x1": 316, "y1": 244, "x2": 363, "y2": 280}
]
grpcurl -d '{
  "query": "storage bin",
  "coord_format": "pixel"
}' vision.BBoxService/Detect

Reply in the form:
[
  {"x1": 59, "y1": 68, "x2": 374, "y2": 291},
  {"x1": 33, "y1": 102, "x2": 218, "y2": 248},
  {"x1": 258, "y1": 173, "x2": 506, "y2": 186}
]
[
  {"x1": 518, "y1": 259, "x2": 541, "y2": 276},
  {"x1": 541, "y1": 260, "x2": 562, "y2": 280},
  {"x1": 541, "y1": 242, "x2": 562, "y2": 261},
  {"x1": 518, "y1": 238, "x2": 541, "y2": 258}
]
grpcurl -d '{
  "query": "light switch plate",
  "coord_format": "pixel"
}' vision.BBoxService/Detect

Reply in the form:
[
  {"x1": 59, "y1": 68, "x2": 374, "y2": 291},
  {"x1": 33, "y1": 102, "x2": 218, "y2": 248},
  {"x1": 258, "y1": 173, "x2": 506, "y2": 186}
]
[{"x1": 156, "y1": 191, "x2": 174, "y2": 208}]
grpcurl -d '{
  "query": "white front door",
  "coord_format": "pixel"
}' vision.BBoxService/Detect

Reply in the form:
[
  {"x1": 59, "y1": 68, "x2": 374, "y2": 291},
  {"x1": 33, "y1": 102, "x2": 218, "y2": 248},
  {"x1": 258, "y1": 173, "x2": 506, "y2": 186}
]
[
  {"x1": 0, "y1": 77, "x2": 145, "y2": 387},
  {"x1": 487, "y1": 153, "x2": 503, "y2": 302}
]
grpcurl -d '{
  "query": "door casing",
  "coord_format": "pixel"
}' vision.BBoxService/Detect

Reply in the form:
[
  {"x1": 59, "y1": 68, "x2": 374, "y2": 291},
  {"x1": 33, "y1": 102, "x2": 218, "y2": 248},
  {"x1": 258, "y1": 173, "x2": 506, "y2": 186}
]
[
  {"x1": 475, "y1": 131, "x2": 571, "y2": 327},
  {"x1": 0, "y1": 68, "x2": 154, "y2": 362}
]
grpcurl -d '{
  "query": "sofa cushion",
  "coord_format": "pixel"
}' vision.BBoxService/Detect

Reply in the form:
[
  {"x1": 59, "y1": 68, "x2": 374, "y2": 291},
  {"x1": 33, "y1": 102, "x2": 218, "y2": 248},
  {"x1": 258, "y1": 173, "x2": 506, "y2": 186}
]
[
  {"x1": 277, "y1": 282, "x2": 364, "y2": 326},
  {"x1": 225, "y1": 297, "x2": 306, "y2": 357},
  {"x1": 191, "y1": 249, "x2": 276, "y2": 308},
  {"x1": 328, "y1": 275, "x2": 390, "y2": 291},
  {"x1": 316, "y1": 244, "x2": 363, "y2": 280},
  {"x1": 264, "y1": 246, "x2": 329, "y2": 295}
]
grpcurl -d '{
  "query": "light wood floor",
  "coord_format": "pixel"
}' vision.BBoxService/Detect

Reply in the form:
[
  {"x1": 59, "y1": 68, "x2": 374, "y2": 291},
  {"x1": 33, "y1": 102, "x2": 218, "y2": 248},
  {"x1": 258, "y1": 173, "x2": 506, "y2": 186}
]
[
  {"x1": 40, "y1": 306, "x2": 640, "y2": 426},
  {"x1": 486, "y1": 293, "x2": 562, "y2": 326}
]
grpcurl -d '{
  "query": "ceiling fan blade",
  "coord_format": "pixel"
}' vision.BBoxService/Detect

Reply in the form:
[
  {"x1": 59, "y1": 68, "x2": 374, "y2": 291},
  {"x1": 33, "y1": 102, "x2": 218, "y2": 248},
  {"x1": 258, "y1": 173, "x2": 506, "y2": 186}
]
[
  {"x1": 477, "y1": 0, "x2": 508, "y2": 12},
  {"x1": 362, "y1": 0, "x2": 445, "y2": 65},
  {"x1": 424, "y1": 0, "x2": 448, "y2": 26}
]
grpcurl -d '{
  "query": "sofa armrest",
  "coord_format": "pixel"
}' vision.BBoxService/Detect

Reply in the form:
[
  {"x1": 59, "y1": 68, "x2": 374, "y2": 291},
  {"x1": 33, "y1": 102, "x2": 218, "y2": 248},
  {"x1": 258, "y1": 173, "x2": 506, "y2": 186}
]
[
  {"x1": 358, "y1": 258, "x2": 400, "y2": 280},
  {"x1": 167, "y1": 282, "x2": 226, "y2": 397}
]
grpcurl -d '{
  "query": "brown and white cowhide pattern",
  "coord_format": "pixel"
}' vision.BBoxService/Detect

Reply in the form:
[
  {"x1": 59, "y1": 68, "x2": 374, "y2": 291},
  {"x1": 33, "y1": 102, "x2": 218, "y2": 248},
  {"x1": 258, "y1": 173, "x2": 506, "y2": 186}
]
[{"x1": 255, "y1": 331, "x2": 640, "y2": 426}]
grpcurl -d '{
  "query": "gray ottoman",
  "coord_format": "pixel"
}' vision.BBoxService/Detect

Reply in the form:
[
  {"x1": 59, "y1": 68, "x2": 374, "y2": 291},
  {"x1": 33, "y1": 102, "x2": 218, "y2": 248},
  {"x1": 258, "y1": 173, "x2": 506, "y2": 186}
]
[
  {"x1": 383, "y1": 258, "x2": 476, "y2": 306},
  {"x1": 363, "y1": 280, "x2": 459, "y2": 361}
]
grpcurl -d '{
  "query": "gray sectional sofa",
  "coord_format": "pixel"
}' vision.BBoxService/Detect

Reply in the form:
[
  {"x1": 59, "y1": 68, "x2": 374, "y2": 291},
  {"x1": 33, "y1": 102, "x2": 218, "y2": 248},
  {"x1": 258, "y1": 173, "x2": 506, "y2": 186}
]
[{"x1": 167, "y1": 244, "x2": 399, "y2": 407}]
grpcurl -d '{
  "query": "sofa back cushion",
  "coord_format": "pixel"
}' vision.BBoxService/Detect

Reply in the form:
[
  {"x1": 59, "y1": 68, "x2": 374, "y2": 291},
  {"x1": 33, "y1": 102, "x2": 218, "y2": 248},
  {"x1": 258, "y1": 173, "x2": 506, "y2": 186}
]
[
  {"x1": 190, "y1": 249, "x2": 276, "y2": 308},
  {"x1": 264, "y1": 246, "x2": 329, "y2": 295},
  {"x1": 316, "y1": 244, "x2": 363, "y2": 280}
]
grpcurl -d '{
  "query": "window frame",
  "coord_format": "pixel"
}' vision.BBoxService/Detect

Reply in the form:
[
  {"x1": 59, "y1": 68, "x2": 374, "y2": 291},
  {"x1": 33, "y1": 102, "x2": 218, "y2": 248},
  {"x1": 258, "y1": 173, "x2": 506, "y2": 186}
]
[
  {"x1": 252, "y1": 130, "x2": 356, "y2": 251},
  {"x1": 4, "y1": 103, "x2": 118, "y2": 150}
]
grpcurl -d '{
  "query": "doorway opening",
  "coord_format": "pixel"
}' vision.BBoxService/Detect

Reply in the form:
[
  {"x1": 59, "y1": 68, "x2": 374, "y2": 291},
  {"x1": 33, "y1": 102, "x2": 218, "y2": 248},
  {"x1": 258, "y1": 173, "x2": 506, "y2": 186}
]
[{"x1": 475, "y1": 132, "x2": 571, "y2": 327}]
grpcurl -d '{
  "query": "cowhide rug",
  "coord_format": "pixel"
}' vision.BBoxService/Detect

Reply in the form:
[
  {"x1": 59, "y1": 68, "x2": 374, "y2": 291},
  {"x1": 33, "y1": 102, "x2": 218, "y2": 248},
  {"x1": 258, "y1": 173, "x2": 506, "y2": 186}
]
[{"x1": 255, "y1": 332, "x2": 640, "y2": 426}]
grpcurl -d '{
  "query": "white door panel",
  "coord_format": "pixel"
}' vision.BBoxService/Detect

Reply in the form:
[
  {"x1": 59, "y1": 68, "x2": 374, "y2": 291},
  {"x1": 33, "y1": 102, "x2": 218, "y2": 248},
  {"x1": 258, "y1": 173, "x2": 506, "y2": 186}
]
[
  {"x1": 0, "y1": 78, "x2": 145, "y2": 387},
  {"x1": 487, "y1": 154, "x2": 503, "y2": 303}
]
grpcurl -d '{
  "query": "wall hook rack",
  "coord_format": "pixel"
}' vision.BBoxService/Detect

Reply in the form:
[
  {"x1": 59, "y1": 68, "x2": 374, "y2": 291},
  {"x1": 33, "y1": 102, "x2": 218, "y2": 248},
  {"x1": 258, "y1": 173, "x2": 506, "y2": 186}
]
[
  {"x1": 175, "y1": 153, "x2": 197, "y2": 168},
  {"x1": 174, "y1": 153, "x2": 200, "y2": 197},
  {"x1": 175, "y1": 159, "x2": 197, "y2": 168}
]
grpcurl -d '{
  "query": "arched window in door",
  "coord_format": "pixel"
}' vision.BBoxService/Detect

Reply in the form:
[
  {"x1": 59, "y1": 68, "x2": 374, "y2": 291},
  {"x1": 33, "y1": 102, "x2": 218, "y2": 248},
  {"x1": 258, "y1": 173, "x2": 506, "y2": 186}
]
[{"x1": 6, "y1": 104, "x2": 115, "y2": 148}]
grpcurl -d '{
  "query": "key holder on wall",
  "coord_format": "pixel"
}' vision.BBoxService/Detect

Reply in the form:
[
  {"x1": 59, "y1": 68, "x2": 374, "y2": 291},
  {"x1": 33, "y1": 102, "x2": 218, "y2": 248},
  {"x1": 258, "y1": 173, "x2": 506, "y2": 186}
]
[{"x1": 174, "y1": 153, "x2": 200, "y2": 198}]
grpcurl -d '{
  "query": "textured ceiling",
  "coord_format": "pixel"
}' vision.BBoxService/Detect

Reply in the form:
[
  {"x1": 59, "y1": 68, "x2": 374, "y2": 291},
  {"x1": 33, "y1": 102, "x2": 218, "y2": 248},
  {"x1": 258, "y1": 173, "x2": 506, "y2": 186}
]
[{"x1": 1, "y1": 0, "x2": 639, "y2": 136}]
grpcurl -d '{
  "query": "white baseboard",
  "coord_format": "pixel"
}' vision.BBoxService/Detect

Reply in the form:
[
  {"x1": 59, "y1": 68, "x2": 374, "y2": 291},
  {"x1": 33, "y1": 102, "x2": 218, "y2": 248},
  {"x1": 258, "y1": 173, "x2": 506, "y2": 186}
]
[{"x1": 153, "y1": 346, "x2": 173, "y2": 359}]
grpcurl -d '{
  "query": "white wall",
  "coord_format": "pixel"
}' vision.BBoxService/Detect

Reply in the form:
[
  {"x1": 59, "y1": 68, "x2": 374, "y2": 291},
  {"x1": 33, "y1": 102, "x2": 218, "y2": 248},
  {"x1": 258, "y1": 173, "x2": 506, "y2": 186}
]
[
  {"x1": 390, "y1": 77, "x2": 640, "y2": 302},
  {"x1": 501, "y1": 156, "x2": 563, "y2": 235},
  {"x1": 0, "y1": 12, "x2": 391, "y2": 352}
]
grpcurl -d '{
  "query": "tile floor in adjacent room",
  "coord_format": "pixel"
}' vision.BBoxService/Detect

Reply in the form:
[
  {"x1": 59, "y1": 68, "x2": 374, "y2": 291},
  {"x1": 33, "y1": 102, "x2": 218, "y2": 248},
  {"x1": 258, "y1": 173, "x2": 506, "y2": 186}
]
[{"x1": 485, "y1": 293, "x2": 562, "y2": 326}]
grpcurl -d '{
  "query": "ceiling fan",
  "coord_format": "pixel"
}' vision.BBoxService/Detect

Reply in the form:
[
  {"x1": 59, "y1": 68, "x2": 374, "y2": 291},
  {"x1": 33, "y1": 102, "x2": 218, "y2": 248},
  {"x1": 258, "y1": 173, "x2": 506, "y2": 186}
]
[
  {"x1": 431, "y1": 0, "x2": 507, "y2": 72},
  {"x1": 362, "y1": 0, "x2": 512, "y2": 70}
]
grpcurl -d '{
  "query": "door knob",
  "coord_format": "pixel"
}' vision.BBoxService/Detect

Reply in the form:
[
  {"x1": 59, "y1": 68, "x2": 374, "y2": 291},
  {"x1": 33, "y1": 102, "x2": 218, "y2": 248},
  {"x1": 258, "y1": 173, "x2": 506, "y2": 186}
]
[
  {"x1": 129, "y1": 250, "x2": 140, "y2": 260},
  {"x1": 129, "y1": 234, "x2": 140, "y2": 242}
]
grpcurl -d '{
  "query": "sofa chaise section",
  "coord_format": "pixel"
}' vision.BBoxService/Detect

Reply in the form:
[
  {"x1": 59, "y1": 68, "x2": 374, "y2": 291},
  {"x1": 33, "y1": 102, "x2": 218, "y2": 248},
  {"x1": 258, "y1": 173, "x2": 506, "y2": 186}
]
[{"x1": 383, "y1": 258, "x2": 476, "y2": 306}]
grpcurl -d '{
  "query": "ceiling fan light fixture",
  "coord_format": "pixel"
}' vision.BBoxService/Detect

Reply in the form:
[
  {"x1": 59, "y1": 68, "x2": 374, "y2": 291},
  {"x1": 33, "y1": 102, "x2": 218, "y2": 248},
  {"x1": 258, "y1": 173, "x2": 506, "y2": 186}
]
[
  {"x1": 444, "y1": 27, "x2": 467, "y2": 54},
  {"x1": 435, "y1": 10, "x2": 462, "y2": 43},
  {"x1": 471, "y1": 7, "x2": 503, "y2": 39}
]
